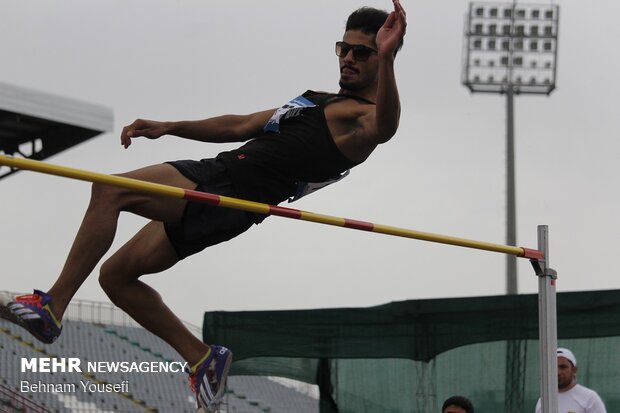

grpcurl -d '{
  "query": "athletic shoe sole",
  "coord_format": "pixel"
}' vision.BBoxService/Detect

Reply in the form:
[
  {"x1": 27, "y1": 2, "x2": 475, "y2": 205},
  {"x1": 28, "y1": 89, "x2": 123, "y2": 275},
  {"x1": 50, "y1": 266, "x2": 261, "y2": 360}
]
[
  {"x1": 0, "y1": 302, "x2": 59, "y2": 344},
  {"x1": 0, "y1": 302, "x2": 19, "y2": 324}
]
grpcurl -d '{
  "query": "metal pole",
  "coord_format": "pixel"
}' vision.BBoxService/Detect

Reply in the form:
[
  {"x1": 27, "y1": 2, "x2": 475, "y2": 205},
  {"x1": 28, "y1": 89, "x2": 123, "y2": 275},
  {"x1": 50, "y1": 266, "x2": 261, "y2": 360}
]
[
  {"x1": 506, "y1": 0, "x2": 518, "y2": 296},
  {"x1": 537, "y1": 225, "x2": 558, "y2": 413},
  {"x1": 506, "y1": 87, "x2": 517, "y2": 295},
  {"x1": 504, "y1": 5, "x2": 520, "y2": 410}
]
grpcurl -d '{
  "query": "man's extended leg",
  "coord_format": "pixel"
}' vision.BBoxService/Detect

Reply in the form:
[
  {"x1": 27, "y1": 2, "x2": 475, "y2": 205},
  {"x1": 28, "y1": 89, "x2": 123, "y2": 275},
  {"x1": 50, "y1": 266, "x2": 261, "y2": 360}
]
[
  {"x1": 5, "y1": 161, "x2": 233, "y2": 409},
  {"x1": 46, "y1": 163, "x2": 195, "y2": 320},
  {"x1": 3, "y1": 163, "x2": 194, "y2": 343}
]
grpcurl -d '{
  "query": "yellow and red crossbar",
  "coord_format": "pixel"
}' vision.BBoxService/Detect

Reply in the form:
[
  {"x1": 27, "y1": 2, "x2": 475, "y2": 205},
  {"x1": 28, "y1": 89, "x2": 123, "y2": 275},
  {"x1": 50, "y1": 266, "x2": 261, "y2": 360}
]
[{"x1": 0, "y1": 154, "x2": 544, "y2": 259}]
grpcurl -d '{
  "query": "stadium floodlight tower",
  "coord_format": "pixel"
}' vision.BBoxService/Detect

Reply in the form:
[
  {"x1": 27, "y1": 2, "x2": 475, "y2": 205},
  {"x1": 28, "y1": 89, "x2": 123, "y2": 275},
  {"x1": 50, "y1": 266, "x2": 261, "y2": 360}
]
[
  {"x1": 462, "y1": 1, "x2": 559, "y2": 295},
  {"x1": 462, "y1": 3, "x2": 559, "y2": 413}
]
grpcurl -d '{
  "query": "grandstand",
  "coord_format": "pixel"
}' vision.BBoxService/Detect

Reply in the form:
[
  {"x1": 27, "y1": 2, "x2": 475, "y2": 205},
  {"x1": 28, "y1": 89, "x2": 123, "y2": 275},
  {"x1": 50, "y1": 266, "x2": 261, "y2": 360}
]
[
  {"x1": 3, "y1": 289, "x2": 620, "y2": 412},
  {"x1": 0, "y1": 292, "x2": 319, "y2": 413}
]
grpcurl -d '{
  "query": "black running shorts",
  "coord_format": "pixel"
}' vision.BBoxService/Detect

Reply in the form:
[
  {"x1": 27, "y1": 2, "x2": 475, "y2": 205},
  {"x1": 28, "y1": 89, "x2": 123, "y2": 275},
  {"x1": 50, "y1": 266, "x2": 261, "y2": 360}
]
[{"x1": 164, "y1": 158, "x2": 257, "y2": 259}]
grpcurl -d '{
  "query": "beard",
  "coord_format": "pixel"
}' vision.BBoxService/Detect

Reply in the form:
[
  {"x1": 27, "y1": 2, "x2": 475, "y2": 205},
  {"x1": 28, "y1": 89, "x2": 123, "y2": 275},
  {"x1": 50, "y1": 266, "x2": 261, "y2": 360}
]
[
  {"x1": 339, "y1": 64, "x2": 366, "y2": 91},
  {"x1": 557, "y1": 375, "x2": 574, "y2": 390},
  {"x1": 339, "y1": 73, "x2": 370, "y2": 91},
  {"x1": 339, "y1": 79, "x2": 364, "y2": 91}
]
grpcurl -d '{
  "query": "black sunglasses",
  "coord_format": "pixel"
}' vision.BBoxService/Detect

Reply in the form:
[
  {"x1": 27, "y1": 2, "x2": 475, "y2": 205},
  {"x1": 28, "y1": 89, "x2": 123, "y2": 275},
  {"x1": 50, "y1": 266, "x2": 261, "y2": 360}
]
[{"x1": 335, "y1": 41, "x2": 377, "y2": 62}]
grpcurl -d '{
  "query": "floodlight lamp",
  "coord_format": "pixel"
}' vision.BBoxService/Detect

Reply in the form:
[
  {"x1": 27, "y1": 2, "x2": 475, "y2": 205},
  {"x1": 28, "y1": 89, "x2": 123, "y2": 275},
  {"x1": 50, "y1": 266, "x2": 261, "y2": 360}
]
[{"x1": 462, "y1": 2, "x2": 559, "y2": 95}]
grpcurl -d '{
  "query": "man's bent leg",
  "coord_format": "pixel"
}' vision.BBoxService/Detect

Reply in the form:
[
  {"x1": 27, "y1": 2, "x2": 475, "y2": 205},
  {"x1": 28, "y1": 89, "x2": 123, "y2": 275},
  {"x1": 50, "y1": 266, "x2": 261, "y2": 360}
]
[
  {"x1": 98, "y1": 220, "x2": 209, "y2": 365},
  {"x1": 46, "y1": 163, "x2": 196, "y2": 321},
  {"x1": 100, "y1": 221, "x2": 233, "y2": 410}
]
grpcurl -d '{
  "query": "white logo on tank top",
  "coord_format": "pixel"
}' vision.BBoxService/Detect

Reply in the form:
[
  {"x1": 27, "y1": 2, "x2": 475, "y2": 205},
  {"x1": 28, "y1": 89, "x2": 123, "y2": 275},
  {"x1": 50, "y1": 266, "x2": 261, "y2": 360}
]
[{"x1": 264, "y1": 95, "x2": 316, "y2": 133}]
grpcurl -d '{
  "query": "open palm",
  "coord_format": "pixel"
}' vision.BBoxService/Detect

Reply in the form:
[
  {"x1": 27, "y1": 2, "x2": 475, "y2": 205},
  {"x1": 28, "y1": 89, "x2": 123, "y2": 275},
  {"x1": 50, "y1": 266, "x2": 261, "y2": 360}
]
[{"x1": 376, "y1": 0, "x2": 407, "y2": 57}]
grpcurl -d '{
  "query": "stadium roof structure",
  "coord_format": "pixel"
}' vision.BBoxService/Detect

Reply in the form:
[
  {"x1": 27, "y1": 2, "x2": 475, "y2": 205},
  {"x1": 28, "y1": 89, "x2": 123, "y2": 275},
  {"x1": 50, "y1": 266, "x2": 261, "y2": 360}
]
[{"x1": 0, "y1": 81, "x2": 113, "y2": 180}]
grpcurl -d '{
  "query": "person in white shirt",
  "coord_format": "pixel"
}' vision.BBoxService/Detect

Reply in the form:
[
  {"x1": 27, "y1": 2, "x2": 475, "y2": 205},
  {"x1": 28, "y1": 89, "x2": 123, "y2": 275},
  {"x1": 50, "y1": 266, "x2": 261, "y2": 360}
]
[{"x1": 535, "y1": 348, "x2": 607, "y2": 413}]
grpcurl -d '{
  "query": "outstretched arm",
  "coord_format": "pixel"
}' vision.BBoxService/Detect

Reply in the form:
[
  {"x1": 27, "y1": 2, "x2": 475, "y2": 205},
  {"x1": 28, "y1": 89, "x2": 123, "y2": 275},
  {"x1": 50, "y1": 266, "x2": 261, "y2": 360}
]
[{"x1": 120, "y1": 109, "x2": 276, "y2": 149}]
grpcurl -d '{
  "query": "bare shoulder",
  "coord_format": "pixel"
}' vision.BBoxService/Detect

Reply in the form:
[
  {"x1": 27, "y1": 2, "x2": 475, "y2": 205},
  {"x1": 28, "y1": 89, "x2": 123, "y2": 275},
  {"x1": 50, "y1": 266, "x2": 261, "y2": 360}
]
[
  {"x1": 324, "y1": 98, "x2": 380, "y2": 162},
  {"x1": 325, "y1": 97, "x2": 374, "y2": 121}
]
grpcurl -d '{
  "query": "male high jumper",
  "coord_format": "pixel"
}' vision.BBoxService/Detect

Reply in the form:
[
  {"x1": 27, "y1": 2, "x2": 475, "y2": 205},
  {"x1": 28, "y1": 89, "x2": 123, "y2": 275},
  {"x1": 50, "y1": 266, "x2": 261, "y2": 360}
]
[{"x1": 2, "y1": 2, "x2": 406, "y2": 411}]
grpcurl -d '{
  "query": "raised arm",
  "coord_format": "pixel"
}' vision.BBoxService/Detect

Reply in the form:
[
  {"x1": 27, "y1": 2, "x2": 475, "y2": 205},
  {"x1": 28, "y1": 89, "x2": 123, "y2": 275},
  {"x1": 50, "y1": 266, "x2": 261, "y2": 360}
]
[
  {"x1": 375, "y1": 0, "x2": 406, "y2": 141},
  {"x1": 360, "y1": 0, "x2": 407, "y2": 145},
  {"x1": 120, "y1": 108, "x2": 276, "y2": 149}
]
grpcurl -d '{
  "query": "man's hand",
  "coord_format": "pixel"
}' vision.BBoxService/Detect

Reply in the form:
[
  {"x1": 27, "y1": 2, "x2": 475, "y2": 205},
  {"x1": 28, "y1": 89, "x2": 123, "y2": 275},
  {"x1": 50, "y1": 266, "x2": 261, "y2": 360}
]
[
  {"x1": 120, "y1": 119, "x2": 170, "y2": 149},
  {"x1": 376, "y1": 0, "x2": 407, "y2": 59}
]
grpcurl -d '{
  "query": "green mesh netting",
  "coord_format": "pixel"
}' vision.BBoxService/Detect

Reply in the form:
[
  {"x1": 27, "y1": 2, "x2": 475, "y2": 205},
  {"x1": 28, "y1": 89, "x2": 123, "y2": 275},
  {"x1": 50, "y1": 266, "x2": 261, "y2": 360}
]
[{"x1": 204, "y1": 289, "x2": 620, "y2": 412}]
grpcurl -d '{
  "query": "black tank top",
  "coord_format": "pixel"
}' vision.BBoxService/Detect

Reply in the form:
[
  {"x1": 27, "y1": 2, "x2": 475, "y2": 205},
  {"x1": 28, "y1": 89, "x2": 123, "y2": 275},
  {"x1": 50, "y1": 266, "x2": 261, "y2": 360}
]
[{"x1": 217, "y1": 90, "x2": 374, "y2": 205}]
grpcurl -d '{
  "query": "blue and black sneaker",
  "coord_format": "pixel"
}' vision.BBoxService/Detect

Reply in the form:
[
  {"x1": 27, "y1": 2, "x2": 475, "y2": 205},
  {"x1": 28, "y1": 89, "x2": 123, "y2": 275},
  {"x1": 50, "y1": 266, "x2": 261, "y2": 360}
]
[
  {"x1": 189, "y1": 345, "x2": 233, "y2": 412},
  {"x1": 1, "y1": 290, "x2": 62, "y2": 344}
]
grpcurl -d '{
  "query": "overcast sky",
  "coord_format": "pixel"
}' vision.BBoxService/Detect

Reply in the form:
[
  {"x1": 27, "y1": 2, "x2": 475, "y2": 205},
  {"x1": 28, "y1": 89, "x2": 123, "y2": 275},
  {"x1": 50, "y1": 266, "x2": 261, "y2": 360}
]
[{"x1": 1, "y1": 0, "x2": 618, "y2": 328}]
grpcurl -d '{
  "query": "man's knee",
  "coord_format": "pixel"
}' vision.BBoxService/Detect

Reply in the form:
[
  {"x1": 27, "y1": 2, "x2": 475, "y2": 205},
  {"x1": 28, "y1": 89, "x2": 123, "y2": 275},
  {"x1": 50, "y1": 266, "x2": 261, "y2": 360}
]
[
  {"x1": 99, "y1": 260, "x2": 130, "y2": 300},
  {"x1": 90, "y1": 180, "x2": 125, "y2": 208}
]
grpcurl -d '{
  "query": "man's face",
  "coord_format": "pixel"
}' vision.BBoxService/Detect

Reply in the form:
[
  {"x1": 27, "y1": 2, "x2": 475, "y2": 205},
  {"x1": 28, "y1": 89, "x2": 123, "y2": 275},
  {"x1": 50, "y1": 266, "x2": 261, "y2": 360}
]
[
  {"x1": 557, "y1": 356, "x2": 577, "y2": 391},
  {"x1": 338, "y1": 30, "x2": 379, "y2": 92},
  {"x1": 443, "y1": 405, "x2": 467, "y2": 413}
]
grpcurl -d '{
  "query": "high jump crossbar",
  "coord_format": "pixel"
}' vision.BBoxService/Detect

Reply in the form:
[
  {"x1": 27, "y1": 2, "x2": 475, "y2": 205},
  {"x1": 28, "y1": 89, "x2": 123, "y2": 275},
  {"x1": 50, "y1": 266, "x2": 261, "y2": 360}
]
[
  {"x1": 0, "y1": 154, "x2": 543, "y2": 260},
  {"x1": 0, "y1": 153, "x2": 558, "y2": 411}
]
